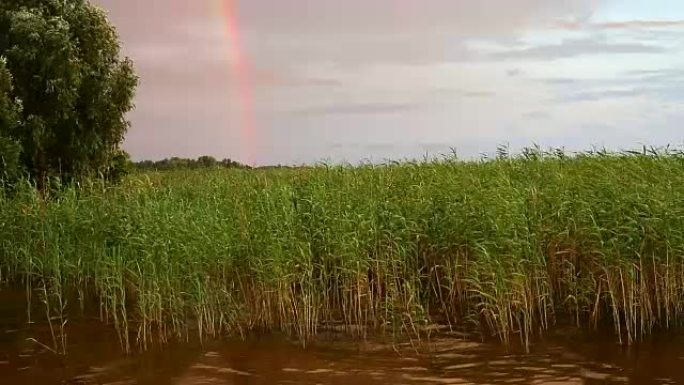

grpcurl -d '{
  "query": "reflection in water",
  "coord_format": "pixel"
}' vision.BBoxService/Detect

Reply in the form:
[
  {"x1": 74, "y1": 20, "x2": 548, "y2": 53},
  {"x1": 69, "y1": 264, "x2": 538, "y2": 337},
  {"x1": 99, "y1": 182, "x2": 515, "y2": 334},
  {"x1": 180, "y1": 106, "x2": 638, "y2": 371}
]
[{"x1": 0, "y1": 290, "x2": 681, "y2": 384}]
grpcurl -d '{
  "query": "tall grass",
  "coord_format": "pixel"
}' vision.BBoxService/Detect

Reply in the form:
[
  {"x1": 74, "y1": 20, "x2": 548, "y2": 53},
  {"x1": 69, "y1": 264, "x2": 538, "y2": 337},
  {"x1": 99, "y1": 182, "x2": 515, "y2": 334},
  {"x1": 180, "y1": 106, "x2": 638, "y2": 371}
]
[{"x1": 2, "y1": 149, "x2": 684, "y2": 351}]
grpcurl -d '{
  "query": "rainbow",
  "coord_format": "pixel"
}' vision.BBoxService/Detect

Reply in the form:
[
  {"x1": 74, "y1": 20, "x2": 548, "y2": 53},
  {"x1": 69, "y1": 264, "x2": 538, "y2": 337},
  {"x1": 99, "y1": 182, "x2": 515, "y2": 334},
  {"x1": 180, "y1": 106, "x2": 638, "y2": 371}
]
[{"x1": 219, "y1": 0, "x2": 257, "y2": 165}]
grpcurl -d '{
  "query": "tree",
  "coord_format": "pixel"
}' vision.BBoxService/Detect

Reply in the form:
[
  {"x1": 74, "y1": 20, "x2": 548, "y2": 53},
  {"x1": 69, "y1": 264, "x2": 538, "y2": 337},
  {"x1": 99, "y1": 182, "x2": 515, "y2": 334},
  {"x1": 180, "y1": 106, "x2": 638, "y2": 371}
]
[
  {"x1": 197, "y1": 155, "x2": 217, "y2": 168},
  {"x1": 104, "y1": 149, "x2": 132, "y2": 182},
  {"x1": 0, "y1": 0, "x2": 137, "y2": 186},
  {"x1": 0, "y1": 58, "x2": 23, "y2": 181},
  {"x1": 133, "y1": 156, "x2": 250, "y2": 171}
]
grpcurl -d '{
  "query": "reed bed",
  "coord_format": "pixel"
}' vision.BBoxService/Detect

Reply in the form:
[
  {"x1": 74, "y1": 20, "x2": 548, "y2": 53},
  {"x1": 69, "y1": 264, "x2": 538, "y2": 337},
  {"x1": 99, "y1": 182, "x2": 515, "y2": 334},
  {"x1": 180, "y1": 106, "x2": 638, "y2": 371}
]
[{"x1": 2, "y1": 149, "x2": 684, "y2": 351}]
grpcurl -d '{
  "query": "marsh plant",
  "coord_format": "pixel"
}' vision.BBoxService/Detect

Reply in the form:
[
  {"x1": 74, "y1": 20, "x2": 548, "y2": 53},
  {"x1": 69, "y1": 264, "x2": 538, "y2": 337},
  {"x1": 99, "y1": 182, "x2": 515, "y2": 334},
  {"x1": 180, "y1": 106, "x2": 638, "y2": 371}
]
[{"x1": 2, "y1": 148, "x2": 684, "y2": 351}]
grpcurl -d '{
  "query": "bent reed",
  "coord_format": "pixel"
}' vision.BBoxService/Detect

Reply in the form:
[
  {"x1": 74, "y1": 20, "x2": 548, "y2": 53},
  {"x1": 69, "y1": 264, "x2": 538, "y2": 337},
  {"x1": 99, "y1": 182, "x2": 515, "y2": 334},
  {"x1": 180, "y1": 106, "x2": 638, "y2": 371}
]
[{"x1": 2, "y1": 149, "x2": 684, "y2": 351}]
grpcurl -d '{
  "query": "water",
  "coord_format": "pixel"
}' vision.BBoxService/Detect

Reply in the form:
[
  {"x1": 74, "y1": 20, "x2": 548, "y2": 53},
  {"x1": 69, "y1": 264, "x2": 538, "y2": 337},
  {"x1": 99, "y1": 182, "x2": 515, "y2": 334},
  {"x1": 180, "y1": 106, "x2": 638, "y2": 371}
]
[{"x1": 1, "y1": 289, "x2": 683, "y2": 384}]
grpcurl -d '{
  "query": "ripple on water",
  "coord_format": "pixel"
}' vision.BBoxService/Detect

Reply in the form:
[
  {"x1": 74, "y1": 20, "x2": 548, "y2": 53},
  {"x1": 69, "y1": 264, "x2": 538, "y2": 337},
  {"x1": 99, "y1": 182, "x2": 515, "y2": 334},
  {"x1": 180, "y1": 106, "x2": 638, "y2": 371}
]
[{"x1": 3, "y1": 317, "x2": 684, "y2": 385}]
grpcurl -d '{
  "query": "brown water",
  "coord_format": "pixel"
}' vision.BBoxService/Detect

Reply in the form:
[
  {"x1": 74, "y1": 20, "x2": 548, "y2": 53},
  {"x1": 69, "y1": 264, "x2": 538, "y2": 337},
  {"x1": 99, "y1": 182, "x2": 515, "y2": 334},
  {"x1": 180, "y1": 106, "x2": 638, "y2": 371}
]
[{"x1": 1, "y1": 290, "x2": 683, "y2": 384}]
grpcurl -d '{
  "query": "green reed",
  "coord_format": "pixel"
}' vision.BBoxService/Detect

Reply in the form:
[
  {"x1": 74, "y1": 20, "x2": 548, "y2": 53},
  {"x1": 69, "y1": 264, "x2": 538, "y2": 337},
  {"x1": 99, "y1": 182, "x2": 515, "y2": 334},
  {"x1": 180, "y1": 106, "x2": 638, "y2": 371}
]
[{"x1": 2, "y1": 149, "x2": 684, "y2": 351}]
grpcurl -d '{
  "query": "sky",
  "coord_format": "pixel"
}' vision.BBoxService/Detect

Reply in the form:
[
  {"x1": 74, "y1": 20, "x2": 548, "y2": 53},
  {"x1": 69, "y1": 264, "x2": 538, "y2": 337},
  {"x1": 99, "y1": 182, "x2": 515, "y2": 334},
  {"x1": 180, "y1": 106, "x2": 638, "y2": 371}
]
[{"x1": 93, "y1": 0, "x2": 684, "y2": 165}]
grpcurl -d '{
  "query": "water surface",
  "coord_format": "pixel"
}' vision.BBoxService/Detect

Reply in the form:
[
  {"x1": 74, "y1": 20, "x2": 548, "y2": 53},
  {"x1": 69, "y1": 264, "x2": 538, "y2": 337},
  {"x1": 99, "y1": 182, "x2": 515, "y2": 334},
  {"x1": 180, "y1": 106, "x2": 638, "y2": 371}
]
[{"x1": 0, "y1": 289, "x2": 682, "y2": 384}]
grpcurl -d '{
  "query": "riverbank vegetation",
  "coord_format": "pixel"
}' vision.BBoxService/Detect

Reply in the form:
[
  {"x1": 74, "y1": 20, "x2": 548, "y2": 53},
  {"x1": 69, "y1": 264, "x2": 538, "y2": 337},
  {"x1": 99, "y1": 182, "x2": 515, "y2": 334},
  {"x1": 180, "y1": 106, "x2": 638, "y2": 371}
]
[
  {"x1": 133, "y1": 156, "x2": 250, "y2": 172},
  {"x1": 2, "y1": 148, "x2": 684, "y2": 351}
]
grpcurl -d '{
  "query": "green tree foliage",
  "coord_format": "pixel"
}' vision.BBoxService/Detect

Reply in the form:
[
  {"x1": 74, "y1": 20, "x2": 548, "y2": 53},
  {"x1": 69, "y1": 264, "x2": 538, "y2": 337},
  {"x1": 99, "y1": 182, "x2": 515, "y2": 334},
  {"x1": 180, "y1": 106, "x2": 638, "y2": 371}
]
[
  {"x1": 197, "y1": 155, "x2": 217, "y2": 168},
  {"x1": 0, "y1": 58, "x2": 23, "y2": 181},
  {"x1": 0, "y1": 136, "x2": 22, "y2": 181},
  {"x1": 104, "y1": 149, "x2": 132, "y2": 182},
  {"x1": 134, "y1": 156, "x2": 250, "y2": 171},
  {"x1": 0, "y1": 0, "x2": 137, "y2": 185}
]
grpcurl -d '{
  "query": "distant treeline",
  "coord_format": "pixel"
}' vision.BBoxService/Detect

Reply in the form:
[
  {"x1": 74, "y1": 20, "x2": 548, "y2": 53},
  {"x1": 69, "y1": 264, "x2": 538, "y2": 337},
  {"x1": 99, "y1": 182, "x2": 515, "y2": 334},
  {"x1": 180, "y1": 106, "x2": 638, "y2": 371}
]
[{"x1": 134, "y1": 156, "x2": 251, "y2": 171}]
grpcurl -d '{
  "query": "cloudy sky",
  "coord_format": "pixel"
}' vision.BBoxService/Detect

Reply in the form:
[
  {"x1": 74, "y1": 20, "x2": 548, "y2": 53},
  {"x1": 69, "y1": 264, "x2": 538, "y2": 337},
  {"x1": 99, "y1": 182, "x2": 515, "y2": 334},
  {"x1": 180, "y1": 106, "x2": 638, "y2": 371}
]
[{"x1": 93, "y1": 0, "x2": 684, "y2": 165}]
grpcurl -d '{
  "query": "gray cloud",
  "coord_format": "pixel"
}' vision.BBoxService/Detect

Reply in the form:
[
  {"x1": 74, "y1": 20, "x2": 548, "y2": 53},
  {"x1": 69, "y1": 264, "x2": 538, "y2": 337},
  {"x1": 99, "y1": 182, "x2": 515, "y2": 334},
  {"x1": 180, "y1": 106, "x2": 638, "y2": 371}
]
[
  {"x1": 98, "y1": 0, "x2": 604, "y2": 69},
  {"x1": 507, "y1": 68, "x2": 524, "y2": 77},
  {"x1": 236, "y1": 0, "x2": 599, "y2": 35},
  {"x1": 294, "y1": 103, "x2": 417, "y2": 116},
  {"x1": 463, "y1": 91, "x2": 496, "y2": 98},
  {"x1": 538, "y1": 69, "x2": 684, "y2": 88},
  {"x1": 491, "y1": 38, "x2": 664, "y2": 61},
  {"x1": 557, "y1": 89, "x2": 645, "y2": 103},
  {"x1": 236, "y1": 0, "x2": 601, "y2": 67},
  {"x1": 625, "y1": 69, "x2": 684, "y2": 83},
  {"x1": 524, "y1": 111, "x2": 551, "y2": 119},
  {"x1": 542, "y1": 78, "x2": 579, "y2": 85},
  {"x1": 540, "y1": 68, "x2": 684, "y2": 104},
  {"x1": 431, "y1": 87, "x2": 496, "y2": 96},
  {"x1": 557, "y1": 19, "x2": 684, "y2": 30}
]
